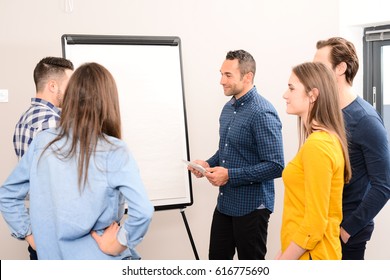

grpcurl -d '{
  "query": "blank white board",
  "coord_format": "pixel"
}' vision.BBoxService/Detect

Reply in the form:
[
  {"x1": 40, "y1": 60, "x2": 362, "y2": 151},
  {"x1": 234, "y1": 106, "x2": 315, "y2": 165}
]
[{"x1": 62, "y1": 34, "x2": 192, "y2": 210}]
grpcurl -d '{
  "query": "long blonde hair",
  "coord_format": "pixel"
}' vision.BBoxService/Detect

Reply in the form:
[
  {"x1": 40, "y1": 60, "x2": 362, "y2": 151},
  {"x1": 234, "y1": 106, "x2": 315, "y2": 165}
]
[{"x1": 293, "y1": 62, "x2": 351, "y2": 183}]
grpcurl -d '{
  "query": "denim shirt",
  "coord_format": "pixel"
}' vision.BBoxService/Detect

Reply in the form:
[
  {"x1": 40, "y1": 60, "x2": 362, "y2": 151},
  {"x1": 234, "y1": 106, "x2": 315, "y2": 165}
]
[
  {"x1": 0, "y1": 128, "x2": 154, "y2": 259},
  {"x1": 207, "y1": 86, "x2": 284, "y2": 216}
]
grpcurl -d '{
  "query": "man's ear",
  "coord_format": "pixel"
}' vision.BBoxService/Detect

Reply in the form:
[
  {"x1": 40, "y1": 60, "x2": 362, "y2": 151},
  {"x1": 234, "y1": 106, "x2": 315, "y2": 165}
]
[
  {"x1": 336, "y1": 62, "x2": 347, "y2": 76},
  {"x1": 244, "y1": 71, "x2": 254, "y2": 83},
  {"x1": 48, "y1": 80, "x2": 58, "y2": 93}
]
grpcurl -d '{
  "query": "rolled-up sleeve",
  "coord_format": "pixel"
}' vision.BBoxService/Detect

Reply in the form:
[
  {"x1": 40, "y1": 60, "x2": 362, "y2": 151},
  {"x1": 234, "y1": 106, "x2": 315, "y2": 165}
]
[{"x1": 0, "y1": 139, "x2": 36, "y2": 239}]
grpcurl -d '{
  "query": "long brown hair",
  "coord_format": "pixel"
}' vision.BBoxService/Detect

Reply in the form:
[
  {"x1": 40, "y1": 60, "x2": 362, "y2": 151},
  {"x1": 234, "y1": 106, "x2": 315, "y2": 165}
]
[
  {"x1": 43, "y1": 62, "x2": 122, "y2": 190},
  {"x1": 293, "y1": 62, "x2": 351, "y2": 183}
]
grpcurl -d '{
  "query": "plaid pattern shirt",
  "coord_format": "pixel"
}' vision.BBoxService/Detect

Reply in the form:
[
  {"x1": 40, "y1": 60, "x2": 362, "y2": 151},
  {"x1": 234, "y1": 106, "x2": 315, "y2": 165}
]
[
  {"x1": 207, "y1": 86, "x2": 284, "y2": 216},
  {"x1": 13, "y1": 98, "x2": 61, "y2": 160}
]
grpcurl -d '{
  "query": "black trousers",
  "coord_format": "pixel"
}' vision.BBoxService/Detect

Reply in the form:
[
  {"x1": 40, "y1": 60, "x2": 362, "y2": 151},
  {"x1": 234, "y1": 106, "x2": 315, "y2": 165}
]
[
  {"x1": 341, "y1": 224, "x2": 374, "y2": 260},
  {"x1": 28, "y1": 245, "x2": 38, "y2": 260},
  {"x1": 208, "y1": 207, "x2": 270, "y2": 260}
]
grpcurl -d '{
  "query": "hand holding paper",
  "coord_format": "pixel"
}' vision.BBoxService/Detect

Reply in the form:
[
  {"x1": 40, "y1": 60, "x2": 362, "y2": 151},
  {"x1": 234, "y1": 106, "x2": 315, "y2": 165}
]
[{"x1": 182, "y1": 160, "x2": 207, "y2": 175}]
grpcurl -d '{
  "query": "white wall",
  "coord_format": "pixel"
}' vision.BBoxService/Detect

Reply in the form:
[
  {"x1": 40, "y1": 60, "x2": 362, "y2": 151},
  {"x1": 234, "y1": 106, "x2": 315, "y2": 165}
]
[{"x1": 0, "y1": 0, "x2": 387, "y2": 260}]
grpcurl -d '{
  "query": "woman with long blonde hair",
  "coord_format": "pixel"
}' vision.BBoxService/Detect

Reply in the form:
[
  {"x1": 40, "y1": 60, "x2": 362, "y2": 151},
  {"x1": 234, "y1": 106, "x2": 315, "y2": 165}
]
[{"x1": 277, "y1": 62, "x2": 351, "y2": 260}]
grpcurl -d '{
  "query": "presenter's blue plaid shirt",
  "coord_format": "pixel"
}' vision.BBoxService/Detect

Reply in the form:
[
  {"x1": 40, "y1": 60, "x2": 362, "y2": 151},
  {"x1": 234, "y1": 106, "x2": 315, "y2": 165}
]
[
  {"x1": 207, "y1": 86, "x2": 284, "y2": 216},
  {"x1": 13, "y1": 98, "x2": 61, "y2": 160}
]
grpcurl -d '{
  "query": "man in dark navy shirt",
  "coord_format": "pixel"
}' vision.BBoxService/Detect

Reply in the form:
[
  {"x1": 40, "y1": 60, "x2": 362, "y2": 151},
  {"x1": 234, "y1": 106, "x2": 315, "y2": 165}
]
[
  {"x1": 314, "y1": 37, "x2": 390, "y2": 260},
  {"x1": 188, "y1": 50, "x2": 284, "y2": 260}
]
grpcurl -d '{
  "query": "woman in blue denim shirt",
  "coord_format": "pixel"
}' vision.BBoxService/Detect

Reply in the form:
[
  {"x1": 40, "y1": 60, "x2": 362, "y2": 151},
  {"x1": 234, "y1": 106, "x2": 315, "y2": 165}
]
[{"x1": 0, "y1": 62, "x2": 154, "y2": 259}]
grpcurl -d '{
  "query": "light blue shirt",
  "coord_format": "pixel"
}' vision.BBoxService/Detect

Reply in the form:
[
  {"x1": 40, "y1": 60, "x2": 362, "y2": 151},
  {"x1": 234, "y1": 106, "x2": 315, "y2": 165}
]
[{"x1": 0, "y1": 128, "x2": 154, "y2": 259}]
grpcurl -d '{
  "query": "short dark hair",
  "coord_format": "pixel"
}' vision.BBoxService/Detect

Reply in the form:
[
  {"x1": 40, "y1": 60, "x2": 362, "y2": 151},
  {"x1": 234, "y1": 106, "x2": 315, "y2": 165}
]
[
  {"x1": 33, "y1": 57, "x2": 74, "y2": 91},
  {"x1": 226, "y1": 49, "x2": 256, "y2": 79},
  {"x1": 316, "y1": 37, "x2": 359, "y2": 86}
]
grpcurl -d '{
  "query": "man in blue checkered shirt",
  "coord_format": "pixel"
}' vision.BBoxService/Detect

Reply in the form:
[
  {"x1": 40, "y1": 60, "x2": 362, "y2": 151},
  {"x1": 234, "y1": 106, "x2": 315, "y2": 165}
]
[
  {"x1": 188, "y1": 50, "x2": 284, "y2": 260},
  {"x1": 12, "y1": 56, "x2": 74, "y2": 258},
  {"x1": 13, "y1": 57, "x2": 74, "y2": 160}
]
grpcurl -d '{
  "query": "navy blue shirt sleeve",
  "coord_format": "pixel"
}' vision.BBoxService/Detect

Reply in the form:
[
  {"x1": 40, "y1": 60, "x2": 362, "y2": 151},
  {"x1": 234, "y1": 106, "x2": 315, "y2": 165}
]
[{"x1": 342, "y1": 114, "x2": 390, "y2": 236}]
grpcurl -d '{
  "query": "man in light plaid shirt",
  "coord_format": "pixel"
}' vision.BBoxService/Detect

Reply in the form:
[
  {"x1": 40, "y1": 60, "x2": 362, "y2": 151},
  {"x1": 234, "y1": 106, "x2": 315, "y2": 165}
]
[
  {"x1": 12, "y1": 56, "x2": 74, "y2": 259},
  {"x1": 13, "y1": 57, "x2": 74, "y2": 160}
]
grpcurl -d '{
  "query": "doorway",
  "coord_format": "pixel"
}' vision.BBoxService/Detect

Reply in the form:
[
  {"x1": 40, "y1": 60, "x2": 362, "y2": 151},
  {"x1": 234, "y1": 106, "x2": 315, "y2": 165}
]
[{"x1": 363, "y1": 25, "x2": 390, "y2": 139}]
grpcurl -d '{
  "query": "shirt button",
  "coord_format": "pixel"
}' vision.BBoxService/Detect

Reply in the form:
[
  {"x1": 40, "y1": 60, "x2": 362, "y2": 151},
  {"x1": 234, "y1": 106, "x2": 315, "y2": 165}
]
[
  {"x1": 225, "y1": 143, "x2": 228, "y2": 146},
  {"x1": 234, "y1": 111, "x2": 236, "y2": 114}
]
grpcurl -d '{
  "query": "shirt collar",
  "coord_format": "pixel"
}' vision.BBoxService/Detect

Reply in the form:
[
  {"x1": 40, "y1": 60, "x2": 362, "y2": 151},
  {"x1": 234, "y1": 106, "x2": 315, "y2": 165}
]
[
  {"x1": 31, "y1": 97, "x2": 61, "y2": 115},
  {"x1": 229, "y1": 86, "x2": 257, "y2": 108}
]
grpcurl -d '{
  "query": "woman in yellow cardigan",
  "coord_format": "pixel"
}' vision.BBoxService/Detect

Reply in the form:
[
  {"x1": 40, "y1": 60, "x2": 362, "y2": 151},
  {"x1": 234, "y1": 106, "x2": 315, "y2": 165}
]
[{"x1": 277, "y1": 62, "x2": 352, "y2": 260}]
